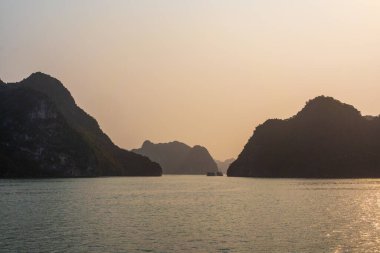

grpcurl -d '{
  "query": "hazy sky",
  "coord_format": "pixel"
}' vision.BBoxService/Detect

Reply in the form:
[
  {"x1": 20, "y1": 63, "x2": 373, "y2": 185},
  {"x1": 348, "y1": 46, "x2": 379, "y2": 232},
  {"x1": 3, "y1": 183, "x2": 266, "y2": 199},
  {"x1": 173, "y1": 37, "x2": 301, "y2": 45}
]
[{"x1": 1, "y1": 0, "x2": 380, "y2": 160}]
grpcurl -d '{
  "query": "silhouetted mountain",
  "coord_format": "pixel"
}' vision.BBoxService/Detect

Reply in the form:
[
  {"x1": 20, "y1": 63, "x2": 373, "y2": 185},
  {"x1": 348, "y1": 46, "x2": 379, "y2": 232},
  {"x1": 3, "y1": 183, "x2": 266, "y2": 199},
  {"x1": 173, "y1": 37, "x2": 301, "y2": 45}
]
[
  {"x1": 216, "y1": 158, "x2": 235, "y2": 174},
  {"x1": 0, "y1": 72, "x2": 162, "y2": 177},
  {"x1": 228, "y1": 96, "x2": 380, "y2": 178},
  {"x1": 132, "y1": 141, "x2": 218, "y2": 174}
]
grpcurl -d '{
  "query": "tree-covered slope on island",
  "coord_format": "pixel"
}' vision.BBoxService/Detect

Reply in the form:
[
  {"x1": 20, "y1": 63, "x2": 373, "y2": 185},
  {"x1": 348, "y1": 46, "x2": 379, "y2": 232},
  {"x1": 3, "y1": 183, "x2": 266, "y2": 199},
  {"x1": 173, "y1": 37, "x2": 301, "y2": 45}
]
[
  {"x1": 228, "y1": 96, "x2": 380, "y2": 178},
  {"x1": 0, "y1": 72, "x2": 162, "y2": 177},
  {"x1": 132, "y1": 140, "x2": 218, "y2": 174}
]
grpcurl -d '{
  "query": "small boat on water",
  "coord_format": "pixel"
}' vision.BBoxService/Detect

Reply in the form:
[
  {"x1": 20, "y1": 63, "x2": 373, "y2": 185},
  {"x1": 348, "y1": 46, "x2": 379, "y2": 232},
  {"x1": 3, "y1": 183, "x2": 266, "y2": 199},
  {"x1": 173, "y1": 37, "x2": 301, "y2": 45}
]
[{"x1": 206, "y1": 171, "x2": 223, "y2": 176}]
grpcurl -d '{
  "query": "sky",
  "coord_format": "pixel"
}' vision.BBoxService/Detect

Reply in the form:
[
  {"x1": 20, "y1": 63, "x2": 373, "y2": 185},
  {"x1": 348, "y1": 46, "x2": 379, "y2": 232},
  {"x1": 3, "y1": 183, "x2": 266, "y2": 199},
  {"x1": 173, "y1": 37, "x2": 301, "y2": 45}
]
[{"x1": 1, "y1": 0, "x2": 380, "y2": 160}]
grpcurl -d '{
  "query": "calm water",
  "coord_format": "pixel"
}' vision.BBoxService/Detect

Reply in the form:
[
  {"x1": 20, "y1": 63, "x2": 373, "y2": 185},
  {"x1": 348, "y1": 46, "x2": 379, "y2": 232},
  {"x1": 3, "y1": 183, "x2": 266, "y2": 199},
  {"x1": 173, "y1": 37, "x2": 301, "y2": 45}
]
[{"x1": 0, "y1": 176, "x2": 379, "y2": 253}]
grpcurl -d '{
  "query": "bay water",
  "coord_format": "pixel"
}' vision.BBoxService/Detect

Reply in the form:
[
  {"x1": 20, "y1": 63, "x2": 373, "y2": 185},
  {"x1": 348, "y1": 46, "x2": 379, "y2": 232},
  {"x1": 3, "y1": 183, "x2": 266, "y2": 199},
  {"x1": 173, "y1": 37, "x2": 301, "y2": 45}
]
[{"x1": 0, "y1": 176, "x2": 379, "y2": 252}]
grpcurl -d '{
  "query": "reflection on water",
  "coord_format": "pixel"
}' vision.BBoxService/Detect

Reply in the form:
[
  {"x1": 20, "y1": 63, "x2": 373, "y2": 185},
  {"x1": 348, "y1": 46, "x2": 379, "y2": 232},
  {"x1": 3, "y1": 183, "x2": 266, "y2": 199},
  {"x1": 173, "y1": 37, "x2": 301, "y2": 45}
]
[{"x1": 0, "y1": 176, "x2": 379, "y2": 252}]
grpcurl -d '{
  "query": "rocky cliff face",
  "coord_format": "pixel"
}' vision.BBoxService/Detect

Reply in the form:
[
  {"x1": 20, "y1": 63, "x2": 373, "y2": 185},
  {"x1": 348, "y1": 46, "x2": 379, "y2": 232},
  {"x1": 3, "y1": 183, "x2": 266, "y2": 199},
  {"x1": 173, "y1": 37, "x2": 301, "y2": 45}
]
[
  {"x1": 228, "y1": 96, "x2": 380, "y2": 178},
  {"x1": 132, "y1": 141, "x2": 218, "y2": 174},
  {"x1": 0, "y1": 72, "x2": 162, "y2": 177}
]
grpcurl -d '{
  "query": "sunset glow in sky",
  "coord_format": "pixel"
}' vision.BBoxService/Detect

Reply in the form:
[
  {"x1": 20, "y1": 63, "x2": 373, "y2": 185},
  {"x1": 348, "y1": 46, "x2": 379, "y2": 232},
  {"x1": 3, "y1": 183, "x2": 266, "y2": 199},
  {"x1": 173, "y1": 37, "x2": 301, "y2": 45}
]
[{"x1": 1, "y1": 0, "x2": 380, "y2": 159}]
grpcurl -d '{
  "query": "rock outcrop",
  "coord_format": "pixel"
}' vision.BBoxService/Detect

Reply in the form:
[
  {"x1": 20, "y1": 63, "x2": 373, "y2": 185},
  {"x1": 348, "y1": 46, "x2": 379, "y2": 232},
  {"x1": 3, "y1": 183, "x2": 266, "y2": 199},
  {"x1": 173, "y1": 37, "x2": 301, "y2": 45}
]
[
  {"x1": 228, "y1": 96, "x2": 380, "y2": 178},
  {"x1": 216, "y1": 158, "x2": 235, "y2": 174},
  {"x1": 0, "y1": 72, "x2": 162, "y2": 177},
  {"x1": 132, "y1": 140, "x2": 218, "y2": 174}
]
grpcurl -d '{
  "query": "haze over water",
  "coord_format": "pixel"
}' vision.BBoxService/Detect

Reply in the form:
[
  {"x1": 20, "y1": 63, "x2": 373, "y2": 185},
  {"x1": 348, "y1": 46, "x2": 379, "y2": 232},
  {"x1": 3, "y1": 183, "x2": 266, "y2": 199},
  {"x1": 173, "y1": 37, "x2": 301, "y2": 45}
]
[
  {"x1": 1, "y1": 1, "x2": 380, "y2": 252},
  {"x1": 1, "y1": 176, "x2": 379, "y2": 252},
  {"x1": 1, "y1": 0, "x2": 380, "y2": 160}
]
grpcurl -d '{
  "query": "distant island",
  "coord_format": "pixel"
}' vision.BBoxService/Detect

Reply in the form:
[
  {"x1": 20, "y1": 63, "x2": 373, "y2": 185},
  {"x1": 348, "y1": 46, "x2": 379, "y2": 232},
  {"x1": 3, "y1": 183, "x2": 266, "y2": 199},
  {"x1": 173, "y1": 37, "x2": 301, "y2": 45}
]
[
  {"x1": 0, "y1": 72, "x2": 162, "y2": 177},
  {"x1": 228, "y1": 96, "x2": 380, "y2": 178},
  {"x1": 216, "y1": 158, "x2": 235, "y2": 174},
  {"x1": 132, "y1": 140, "x2": 218, "y2": 174}
]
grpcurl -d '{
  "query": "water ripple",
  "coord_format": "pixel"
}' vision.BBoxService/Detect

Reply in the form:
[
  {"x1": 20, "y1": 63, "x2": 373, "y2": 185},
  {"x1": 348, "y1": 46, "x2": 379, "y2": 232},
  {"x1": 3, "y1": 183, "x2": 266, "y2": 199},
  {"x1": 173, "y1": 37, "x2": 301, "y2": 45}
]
[{"x1": 0, "y1": 176, "x2": 379, "y2": 252}]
